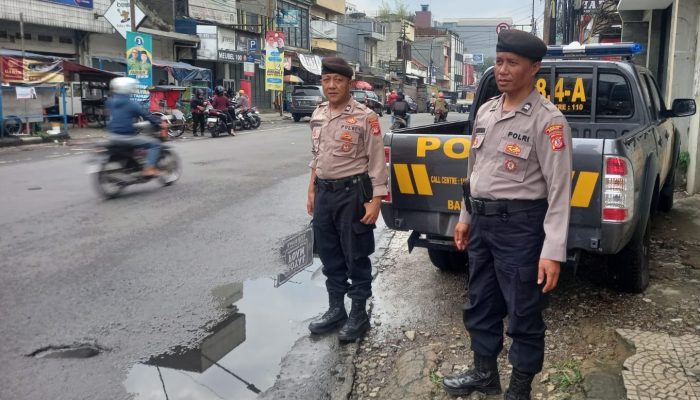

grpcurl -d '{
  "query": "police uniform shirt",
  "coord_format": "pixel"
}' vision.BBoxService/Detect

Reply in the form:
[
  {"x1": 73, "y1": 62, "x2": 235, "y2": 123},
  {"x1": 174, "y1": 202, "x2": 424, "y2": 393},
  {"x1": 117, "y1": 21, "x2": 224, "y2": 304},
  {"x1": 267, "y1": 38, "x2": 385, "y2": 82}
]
[
  {"x1": 458, "y1": 89, "x2": 573, "y2": 262},
  {"x1": 309, "y1": 98, "x2": 389, "y2": 197}
]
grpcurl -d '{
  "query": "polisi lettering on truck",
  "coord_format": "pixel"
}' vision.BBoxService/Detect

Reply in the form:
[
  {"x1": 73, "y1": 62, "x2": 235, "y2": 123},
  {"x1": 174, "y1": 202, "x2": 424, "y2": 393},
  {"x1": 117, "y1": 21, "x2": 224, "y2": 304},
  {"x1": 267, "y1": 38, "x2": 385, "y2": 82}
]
[{"x1": 416, "y1": 137, "x2": 471, "y2": 159}]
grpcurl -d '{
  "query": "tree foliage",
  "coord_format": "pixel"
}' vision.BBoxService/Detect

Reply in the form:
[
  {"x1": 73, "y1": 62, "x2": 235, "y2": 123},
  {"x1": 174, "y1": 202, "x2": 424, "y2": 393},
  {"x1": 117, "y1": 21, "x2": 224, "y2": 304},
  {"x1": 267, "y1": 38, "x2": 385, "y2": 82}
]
[{"x1": 377, "y1": 0, "x2": 413, "y2": 20}]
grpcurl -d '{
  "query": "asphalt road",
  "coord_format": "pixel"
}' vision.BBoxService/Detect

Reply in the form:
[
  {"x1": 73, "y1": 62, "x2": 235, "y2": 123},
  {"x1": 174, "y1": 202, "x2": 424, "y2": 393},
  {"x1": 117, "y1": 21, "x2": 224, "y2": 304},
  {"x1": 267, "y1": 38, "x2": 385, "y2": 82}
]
[{"x1": 0, "y1": 112, "x2": 467, "y2": 400}]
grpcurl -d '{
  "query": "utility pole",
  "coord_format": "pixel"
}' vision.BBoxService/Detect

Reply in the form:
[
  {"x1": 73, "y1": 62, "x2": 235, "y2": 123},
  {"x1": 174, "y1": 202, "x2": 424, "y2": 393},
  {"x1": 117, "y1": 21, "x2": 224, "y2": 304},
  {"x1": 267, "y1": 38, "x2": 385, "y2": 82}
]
[
  {"x1": 531, "y1": 0, "x2": 535, "y2": 34},
  {"x1": 400, "y1": 22, "x2": 407, "y2": 92},
  {"x1": 130, "y1": 0, "x2": 136, "y2": 31}
]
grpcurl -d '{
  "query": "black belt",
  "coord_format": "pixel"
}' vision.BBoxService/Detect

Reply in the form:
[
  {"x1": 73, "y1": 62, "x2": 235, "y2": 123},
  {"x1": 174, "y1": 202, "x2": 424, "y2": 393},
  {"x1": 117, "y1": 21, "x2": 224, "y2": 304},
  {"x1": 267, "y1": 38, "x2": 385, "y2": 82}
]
[
  {"x1": 469, "y1": 197, "x2": 547, "y2": 216},
  {"x1": 315, "y1": 173, "x2": 367, "y2": 191}
]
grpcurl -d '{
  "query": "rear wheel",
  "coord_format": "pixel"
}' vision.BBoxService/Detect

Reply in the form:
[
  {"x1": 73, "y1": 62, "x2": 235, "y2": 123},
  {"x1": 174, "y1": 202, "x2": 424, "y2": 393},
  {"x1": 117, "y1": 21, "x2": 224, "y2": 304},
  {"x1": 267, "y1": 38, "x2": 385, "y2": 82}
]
[
  {"x1": 428, "y1": 248, "x2": 468, "y2": 272},
  {"x1": 250, "y1": 115, "x2": 261, "y2": 129},
  {"x1": 94, "y1": 160, "x2": 126, "y2": 199},
  {"x1": 609, "y1": 217, "x2": 651, "y2": 293}
]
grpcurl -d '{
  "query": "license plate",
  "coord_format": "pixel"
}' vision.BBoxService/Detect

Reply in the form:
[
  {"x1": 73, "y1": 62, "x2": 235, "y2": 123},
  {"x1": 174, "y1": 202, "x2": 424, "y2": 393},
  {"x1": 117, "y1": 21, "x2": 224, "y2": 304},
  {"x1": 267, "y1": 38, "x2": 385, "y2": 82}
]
[{"x1": 207, "y1": 118, "x2": 217, "y2": 124}]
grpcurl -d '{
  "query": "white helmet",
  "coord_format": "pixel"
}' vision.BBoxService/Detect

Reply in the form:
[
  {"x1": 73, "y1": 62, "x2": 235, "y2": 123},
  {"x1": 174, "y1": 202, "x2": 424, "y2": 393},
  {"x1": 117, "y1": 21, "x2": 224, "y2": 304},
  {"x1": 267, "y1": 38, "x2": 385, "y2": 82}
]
[{"x1": 110, "y1": 77, "x2": 139, "y2": 95}]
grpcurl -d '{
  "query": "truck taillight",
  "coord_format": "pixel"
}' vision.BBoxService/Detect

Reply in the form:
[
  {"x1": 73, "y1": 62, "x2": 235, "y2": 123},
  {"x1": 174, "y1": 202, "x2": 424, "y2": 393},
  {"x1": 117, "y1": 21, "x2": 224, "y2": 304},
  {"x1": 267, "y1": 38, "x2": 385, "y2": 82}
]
[
  {"x1": 383, "y1": 146, "x2": 391, "y2": 203},
  {"x1": 602, "y1": 156, "x2": 634, "y2": 222}
]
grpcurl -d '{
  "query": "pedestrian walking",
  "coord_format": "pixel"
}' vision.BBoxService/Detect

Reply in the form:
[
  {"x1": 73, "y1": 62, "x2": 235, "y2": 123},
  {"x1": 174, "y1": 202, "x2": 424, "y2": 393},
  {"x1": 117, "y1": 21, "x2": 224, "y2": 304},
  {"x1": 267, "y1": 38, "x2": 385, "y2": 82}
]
[
  {"x1": 442, "y1": 29, "x2": 573, "y2": 400},
  {"x1": 306, "y1": 57, "x2": 388, "y2": 342}
]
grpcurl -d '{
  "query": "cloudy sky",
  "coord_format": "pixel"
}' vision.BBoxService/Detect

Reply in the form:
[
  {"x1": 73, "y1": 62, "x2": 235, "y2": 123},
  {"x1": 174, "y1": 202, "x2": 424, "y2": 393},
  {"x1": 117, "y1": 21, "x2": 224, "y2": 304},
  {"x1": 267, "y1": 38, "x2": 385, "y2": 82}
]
[{"x1": 347, "y1": 0, "x2": 546, "y2": 28}]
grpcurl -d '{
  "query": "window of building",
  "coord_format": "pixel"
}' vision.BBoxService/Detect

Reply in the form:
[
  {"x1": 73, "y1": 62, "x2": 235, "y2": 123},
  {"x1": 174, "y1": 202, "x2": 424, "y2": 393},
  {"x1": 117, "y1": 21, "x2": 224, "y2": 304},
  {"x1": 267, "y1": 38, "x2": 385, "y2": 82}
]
[
  {"x1": 38, "y1": 35, "x2": 53, "y2": 42},
  {"x1": 0, "y1": 31, "x2": 7, "y2": 39},
  {"x1": 278, "y1": 1, "x2": 309, "y2": 50},
  {"x1": 59, "y1": 36, "x2": 73, "y2": 44}
]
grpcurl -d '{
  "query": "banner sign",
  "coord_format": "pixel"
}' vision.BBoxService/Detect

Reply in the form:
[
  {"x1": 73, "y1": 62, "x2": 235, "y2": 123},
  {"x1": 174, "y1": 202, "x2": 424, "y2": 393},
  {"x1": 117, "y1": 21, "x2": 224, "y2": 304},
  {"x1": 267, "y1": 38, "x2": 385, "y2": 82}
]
[
  {"x1": 265, "y1": 32, "x2": 285, "y2": 91},
  {"x1": 219, "y1": 50, "x2": 248, "y2": 63},
  {"x1": 189, "y1": 0, "x2": 237, "y2": 25},
  {"x1": 1, "y1": 57, "x2": 64, "y2": 84},
  {"x1": 275, "y1": 225, "x2": 314, "y2": 287},
  {"x1": 244, "y1": 62, "x2": 255, "y2": 77},
  {"x1": 277, "y1": 9, "x2": 300, "y2": 28},
  {"x1": 104, "y1": 0, "x2": 146, "y2": 40},
  {"x1": 196, "y1": 25, "x2": 218, "y2": 61},
  {"x1": 126, "y1": 31, "x2": 152, "y2": 103},
  {"x1": 40, "y1": 0, "x2": 93, "y2": 9},
  {"x1": 299, "y1": 54, "x2": 322, "y2": 76},
  {"x1": 16, "y1": 86, "x2": 37, "y2": 100}
]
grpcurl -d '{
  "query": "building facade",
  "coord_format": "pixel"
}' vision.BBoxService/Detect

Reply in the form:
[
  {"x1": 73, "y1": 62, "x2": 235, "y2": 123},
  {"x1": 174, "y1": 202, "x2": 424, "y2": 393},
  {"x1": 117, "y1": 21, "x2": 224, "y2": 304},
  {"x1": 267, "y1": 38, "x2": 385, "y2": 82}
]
[
  {"x1": 440, "y1": 18, "x2": 514, "y2": 61},
  {"x1": 310, "y1": 0, "x2": 346, "y2": 55}
]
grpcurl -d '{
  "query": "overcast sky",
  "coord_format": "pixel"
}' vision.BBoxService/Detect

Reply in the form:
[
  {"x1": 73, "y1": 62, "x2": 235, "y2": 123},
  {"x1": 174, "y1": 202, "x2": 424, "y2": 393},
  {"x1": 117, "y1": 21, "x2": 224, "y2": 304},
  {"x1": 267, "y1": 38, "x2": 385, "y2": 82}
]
[{"x1": 347, "y1": 0, "x2": 546, "y2": 29}]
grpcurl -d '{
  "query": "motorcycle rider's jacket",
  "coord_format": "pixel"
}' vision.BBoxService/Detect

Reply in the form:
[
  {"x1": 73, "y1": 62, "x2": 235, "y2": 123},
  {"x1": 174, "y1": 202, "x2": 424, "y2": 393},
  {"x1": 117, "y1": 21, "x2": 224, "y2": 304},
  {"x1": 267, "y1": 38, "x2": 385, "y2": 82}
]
[
  {"x1": 392, "y1": 100, "x2": 409, "y2": 117},
  {"x1": 106, "y1": 94, "x2": 161, "y2": 136}
]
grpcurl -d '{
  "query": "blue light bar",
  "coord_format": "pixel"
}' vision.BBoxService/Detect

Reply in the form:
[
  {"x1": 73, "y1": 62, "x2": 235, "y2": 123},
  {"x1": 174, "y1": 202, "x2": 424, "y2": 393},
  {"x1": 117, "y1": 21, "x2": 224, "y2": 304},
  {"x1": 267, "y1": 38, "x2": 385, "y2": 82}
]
[{"x1": 545, "y1": 42, "x2": 645, "y2": 58}]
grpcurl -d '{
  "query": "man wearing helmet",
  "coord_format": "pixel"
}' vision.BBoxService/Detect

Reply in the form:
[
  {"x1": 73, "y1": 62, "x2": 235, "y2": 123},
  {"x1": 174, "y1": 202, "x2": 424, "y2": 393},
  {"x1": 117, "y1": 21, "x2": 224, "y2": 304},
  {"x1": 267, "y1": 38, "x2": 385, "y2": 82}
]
[
  {"x1": 390, "y1": 92, "x2": 411, "y2": 127},
  {"x1": 106, "y1": 77, "x2": 165, "y2": 177},
  {"x1": 190, "y1": 88, "x2": 208, "y2": 137},
  {"x1": 212, "y1": 85, "x2": 234, "y2": 134}
]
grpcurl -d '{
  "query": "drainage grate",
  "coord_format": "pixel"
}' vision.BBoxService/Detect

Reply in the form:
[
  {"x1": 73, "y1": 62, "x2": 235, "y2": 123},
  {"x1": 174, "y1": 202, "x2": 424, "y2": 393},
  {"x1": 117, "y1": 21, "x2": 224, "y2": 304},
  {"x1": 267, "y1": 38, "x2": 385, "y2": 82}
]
[{"x1": 29, "y1": 343, "x2": 106, "y2": 359}]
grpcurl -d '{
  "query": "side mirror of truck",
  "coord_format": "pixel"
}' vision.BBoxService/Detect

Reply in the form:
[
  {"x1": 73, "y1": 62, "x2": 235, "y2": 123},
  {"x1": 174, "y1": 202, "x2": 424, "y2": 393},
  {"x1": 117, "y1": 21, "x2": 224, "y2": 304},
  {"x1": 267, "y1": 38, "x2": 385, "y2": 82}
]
[{"x1": 666, "y1": 99, "x2": 696, "y2": 118}]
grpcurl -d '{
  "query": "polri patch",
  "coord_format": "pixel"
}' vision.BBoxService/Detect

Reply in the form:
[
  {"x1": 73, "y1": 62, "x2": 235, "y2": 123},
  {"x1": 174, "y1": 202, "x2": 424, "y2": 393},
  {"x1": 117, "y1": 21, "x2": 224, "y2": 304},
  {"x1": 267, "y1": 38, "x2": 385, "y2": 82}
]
[
  {"x1": 368, "y1": 116, "x2": 381, "y2": 136},
  {"x1": 345, "y1": 116, "x2": 357, "y2": 124},
  {"x1": 550, "y1": 133, "x2": 565, "y2": 151},
  {"x1": 505, "y1": 143, "x2": 522, "y2": 156},
  {"x1": 504, "y1": 159, "x2": 518, "y2": 172},
  {"x1": 340, "y1": 132, "x2": 353, "y2": 142},
  {"x1": 471, "y1": 135, "x2": 483, "y2": 148},
  {"x1": 341, "y1": 142, "x2": 353, "y2": 152},
  {"x1": 544, "y1": 123, "x2": 564, "y2": 136}
]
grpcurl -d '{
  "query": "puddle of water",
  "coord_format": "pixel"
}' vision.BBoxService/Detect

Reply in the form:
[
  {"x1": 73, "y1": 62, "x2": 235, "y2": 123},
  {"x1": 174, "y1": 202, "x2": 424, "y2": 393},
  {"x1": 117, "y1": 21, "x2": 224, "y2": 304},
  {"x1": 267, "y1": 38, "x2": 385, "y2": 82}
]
[
  {"x1": 31, "y1": 343, "x2": 104, "y2": 359},
  {"x1": 123, "y1": 260, "x2": 328, "y2": 400}
]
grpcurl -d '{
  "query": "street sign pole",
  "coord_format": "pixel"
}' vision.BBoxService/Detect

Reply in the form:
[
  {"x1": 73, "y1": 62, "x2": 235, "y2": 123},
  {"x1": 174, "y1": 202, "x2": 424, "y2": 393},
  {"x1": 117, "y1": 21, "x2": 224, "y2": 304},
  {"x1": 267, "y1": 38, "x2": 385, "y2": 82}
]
[{"x1": 130, "y1": 0, "x2": 136, "y2": 31}]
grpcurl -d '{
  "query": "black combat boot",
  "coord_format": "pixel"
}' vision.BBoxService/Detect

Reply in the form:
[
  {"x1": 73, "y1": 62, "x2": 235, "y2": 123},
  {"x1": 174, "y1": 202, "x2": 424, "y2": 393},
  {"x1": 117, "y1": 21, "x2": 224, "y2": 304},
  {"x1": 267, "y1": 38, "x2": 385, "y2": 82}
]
[
  {"x1": 442, "y1": 353, "x2": 502, "y2": 396},
  {"x1": 308, "y1": 293, "x2": 347, "y2": 334},
  {"x1": 503, "y1": 368, "x2": 535, "y2": 400},
  {"x1": 337, "y1": 299, "x2": 370, "y2": 342}
]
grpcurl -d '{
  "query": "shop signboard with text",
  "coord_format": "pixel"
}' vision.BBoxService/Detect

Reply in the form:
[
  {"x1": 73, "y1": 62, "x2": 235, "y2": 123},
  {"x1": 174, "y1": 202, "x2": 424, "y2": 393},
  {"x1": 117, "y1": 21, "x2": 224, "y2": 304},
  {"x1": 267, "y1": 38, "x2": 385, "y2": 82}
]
[
  {"x1": 189, "y1": 0, "x2": 236, "y2": 25},
  {"x1": 265, "y1": 32, "x2": 285, "y2": 91},
  {"x1": 40, "y1": 0, "x2": 93, "y2": 9},
  {"x1": 1, "y1": 57, "x2": 64, "y2": 84},
  {"x1": 126, "y1": 31, "x2": 152, "y2": 103}
]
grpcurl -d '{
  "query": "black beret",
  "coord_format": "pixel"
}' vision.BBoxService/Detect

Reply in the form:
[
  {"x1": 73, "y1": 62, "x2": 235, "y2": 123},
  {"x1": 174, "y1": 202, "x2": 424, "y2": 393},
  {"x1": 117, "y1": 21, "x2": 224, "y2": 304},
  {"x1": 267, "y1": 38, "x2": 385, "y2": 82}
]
[
  {"x1": 321, "y1": 57, "x2": 354, "y2": 79},
  {"x1": 497, "y1": 29, "x2": 547, "y2": 61}
]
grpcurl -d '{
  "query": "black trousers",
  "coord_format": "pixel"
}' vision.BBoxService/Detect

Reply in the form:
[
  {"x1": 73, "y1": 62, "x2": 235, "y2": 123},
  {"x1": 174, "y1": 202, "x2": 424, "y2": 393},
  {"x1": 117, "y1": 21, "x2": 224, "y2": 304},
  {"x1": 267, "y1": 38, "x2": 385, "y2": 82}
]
[
  {"x1": 192, "y1": 112, "x2": 205, "y2": 134},
  {"x1": 464, "y1": 203, "x2": 548, "y2": 374},
  {"x1": 313, "y1": 181, "x2": 375, "y2": 300}
]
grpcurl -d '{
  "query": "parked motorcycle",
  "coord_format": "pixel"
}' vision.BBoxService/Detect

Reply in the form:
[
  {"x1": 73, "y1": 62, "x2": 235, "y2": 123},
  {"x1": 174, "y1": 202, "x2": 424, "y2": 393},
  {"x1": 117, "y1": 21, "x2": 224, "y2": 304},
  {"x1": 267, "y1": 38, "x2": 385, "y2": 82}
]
[
  {"x1": 434, "y1": 109, "x2": 448, "y2": 123},
  {"x1": 88, "y1": 121, "x2": 181, "y2": 199},
  {"x1": 245, "y1": 106, "x2": 261, "y2": 129}
]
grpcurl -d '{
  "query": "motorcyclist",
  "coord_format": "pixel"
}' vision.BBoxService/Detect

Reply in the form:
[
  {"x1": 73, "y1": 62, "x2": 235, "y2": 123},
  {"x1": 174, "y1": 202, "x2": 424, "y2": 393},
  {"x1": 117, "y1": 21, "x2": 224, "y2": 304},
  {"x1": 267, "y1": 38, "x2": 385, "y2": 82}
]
[
  {"x1": 106, "y1": 77, "x2": 165, "y2": 177},
  {"x1": 237, "y1": 89, "x2": 250, "y2": 110},
  {"x1": 190, "y1": 89, "x2": 208, "y2": 137},
  {"x1": 391, "y1": 92, "x2": 411, "y2": 128},
  {"x1": 211, "y1": 85, "x2": 234, "y2": 134},
  {"x1": 434, "y1": 92, "x2": 448, "y2": 122},
  {"x1": 386, "y1": 90, "x2": 398, "y2": 114}
]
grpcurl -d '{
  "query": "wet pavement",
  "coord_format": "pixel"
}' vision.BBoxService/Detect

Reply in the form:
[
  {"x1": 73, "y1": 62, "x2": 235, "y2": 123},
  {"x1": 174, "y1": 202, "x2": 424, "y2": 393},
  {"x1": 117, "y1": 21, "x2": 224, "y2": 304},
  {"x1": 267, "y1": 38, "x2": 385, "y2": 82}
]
[{"x1": 0, "y1": 112, "x2": 446, "y2": 400}]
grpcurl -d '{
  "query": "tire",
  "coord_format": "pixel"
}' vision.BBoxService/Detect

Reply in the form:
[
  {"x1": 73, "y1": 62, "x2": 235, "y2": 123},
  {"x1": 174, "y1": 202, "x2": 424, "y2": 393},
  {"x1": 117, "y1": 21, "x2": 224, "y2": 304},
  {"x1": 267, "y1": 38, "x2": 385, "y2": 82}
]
[
  {"x1": 293, "y1": 114, "x2": 301, "y2": 122},
  {"x1": 250, "y1": 115, "x2": 261, "y2": 129},
  {"x1": 427, "y1": 248, "x2": 468, "y2": 272},
  {"x1": 94, "y1": 160, "x2": 125, "y2": 199},
  {"x1": 157, "y1": 150, "x2": 181, "y2": 186},
  {"x1": 3, "y1": 116, "x2": 22, "y2": 135},
  {"x1": 609, "y1": 217, "x2": 651, "y2": 293}
]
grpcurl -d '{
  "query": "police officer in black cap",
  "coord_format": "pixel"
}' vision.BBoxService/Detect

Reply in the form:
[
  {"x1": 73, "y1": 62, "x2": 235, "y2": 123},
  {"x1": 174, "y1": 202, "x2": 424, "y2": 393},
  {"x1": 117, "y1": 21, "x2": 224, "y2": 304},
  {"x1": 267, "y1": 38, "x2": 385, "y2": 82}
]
[
  {"x1": 442, "y1": 30, "x2": 573, "y2": 400},
  {"x1": 306, "y1": 57, "x2": 388, "y2": 342}
]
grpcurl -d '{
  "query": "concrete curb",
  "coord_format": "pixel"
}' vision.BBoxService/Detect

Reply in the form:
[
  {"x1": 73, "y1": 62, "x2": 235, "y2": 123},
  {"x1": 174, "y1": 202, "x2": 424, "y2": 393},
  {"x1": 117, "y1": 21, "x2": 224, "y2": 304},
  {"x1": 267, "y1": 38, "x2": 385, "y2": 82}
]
[{"x1": 0, "y1": 133, "x2": 70, "y2": 148}]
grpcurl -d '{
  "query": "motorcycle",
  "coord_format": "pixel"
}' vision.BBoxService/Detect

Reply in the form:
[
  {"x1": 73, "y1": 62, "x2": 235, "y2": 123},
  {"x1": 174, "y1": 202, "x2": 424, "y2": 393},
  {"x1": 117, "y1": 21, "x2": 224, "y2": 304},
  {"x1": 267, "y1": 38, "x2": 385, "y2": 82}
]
[
  {"x1": 391, "y1": 115, "x2": 408, "y2": 130},
  {"x1": 88, "y1": 121, "x2": 181, "y2": 199},
  {"x1": 434, "y1": 109, "x2": 448, "y2": 123},
  {"x1": 205, "y1": 106, "x2": 233, "y2": 137},
  {"x1": 244, "y1": 106, "x2": 261, "y2": 129}
]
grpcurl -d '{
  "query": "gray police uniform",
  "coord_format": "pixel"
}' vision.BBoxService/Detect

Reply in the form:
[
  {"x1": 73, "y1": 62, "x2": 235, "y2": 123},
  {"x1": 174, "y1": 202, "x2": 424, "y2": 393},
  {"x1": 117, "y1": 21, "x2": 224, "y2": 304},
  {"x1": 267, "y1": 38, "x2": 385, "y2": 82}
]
[{"x1": 459, "y1": 88, "x2": 573, "y2": 374}]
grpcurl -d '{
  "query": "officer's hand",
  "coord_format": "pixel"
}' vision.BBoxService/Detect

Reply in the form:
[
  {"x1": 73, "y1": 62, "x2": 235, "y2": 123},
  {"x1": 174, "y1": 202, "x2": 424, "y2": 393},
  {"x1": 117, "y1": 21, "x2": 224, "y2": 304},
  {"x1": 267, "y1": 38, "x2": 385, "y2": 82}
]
[
  {"x1": 307, "y1": 191, "x2": 315, "y2": 216},
  {"x1": 538, "y1": 259, "x2": 561, "y2": 293},
  {"x1": 454, "y1": 223, "x2": 469, "y2": 251},
  {"x1": 360, "y1": 199, "x2": 381, "y2": 225}
]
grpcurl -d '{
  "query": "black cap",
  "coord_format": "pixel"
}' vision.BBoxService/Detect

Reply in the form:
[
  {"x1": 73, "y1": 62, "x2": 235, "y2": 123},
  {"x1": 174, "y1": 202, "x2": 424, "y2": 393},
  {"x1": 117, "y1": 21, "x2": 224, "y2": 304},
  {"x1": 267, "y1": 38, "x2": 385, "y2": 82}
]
[
  {"x1": 496, "y1": 29, "x2": 547, "y2": 61},
  {"x1": 321, "y1": 57, "x2": 354, "y2": 79}
]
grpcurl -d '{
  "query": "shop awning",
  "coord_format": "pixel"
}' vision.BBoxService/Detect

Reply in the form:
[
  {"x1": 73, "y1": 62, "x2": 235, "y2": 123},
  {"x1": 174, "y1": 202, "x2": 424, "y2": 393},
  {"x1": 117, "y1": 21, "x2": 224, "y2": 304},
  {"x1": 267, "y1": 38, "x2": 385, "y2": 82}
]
[
  {"x1": 62, "y1": 60, "x2": 119, "y2": 82},
  {"x1": 91, "y1": 56, "x2": 212, "y2": 83},
  {"x1": 284, "y1": 75, "x2": 304, "y2": 84},
  {"x1": 352, "y1": 80, "x2": 373, "y2": 90}
]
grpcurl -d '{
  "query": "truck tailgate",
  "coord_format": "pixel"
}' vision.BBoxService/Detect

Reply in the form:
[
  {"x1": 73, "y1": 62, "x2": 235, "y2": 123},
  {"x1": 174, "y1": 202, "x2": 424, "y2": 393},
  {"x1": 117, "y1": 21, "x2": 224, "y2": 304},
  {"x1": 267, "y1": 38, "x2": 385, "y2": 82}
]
[{"x1": 387, "y1": 131, "x2": 605, "y2": 252}]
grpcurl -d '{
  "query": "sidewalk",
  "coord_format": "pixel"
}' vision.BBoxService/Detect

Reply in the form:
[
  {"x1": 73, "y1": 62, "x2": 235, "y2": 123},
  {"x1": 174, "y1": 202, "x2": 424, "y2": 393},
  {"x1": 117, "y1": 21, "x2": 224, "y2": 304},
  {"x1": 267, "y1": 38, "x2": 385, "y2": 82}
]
[{"x1": 0, "y1": 111, "x2": 292, "y2": 148}]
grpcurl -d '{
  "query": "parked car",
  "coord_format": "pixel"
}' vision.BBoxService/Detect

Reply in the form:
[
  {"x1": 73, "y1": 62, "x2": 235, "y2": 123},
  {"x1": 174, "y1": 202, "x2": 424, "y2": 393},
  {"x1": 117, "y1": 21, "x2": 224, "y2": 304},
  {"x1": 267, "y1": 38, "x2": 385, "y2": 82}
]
[
  {"x1": 290, "y1": 85, "x2": 324, "y2": 122},
  {"x1": 405, "y1": 95, "x2": 418, "y2": 113},
  {"x1": 351, "y1": 90, "x2": 384, "y2": 116},
  {"x1": 380, "y1": 43, "x2": 696, "y2": 294}
]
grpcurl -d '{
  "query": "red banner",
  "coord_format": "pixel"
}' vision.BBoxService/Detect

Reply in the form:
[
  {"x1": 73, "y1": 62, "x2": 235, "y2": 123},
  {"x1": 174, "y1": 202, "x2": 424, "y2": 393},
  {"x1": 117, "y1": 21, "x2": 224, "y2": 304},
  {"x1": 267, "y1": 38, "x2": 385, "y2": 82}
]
[{"x1": 1, "y1": 57, "x2": 24, "y2": 82}]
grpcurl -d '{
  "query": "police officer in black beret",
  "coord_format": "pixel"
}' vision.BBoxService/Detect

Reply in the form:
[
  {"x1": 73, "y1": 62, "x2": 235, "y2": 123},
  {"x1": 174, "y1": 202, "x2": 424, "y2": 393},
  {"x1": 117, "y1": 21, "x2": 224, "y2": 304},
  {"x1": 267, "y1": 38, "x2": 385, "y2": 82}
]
[{"x1": 442, "y1": 29, "x2": 573, "y2": 400}]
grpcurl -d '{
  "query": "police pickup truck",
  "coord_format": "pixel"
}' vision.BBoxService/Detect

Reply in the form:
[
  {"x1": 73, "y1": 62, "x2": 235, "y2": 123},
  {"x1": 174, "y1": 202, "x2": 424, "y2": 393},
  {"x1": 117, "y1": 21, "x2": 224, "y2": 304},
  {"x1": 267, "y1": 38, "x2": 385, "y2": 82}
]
[{"x1": 380, "y1": 43, "x2": 696, "y2": 293}]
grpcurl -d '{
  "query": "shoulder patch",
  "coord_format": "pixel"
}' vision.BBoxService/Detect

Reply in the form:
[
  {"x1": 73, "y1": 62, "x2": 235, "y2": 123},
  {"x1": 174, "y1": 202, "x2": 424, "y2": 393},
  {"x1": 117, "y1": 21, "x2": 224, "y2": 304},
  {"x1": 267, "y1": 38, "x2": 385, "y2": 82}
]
[
  {"x1": 544, "y1": 123, "x2": 564, "y2": 136},
  {"x1": 368, "y1": 115, "x2": 381, "y2": 136},
  {"x1": 550, "y1": 133, "x2": 565, "y2": 151}
]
